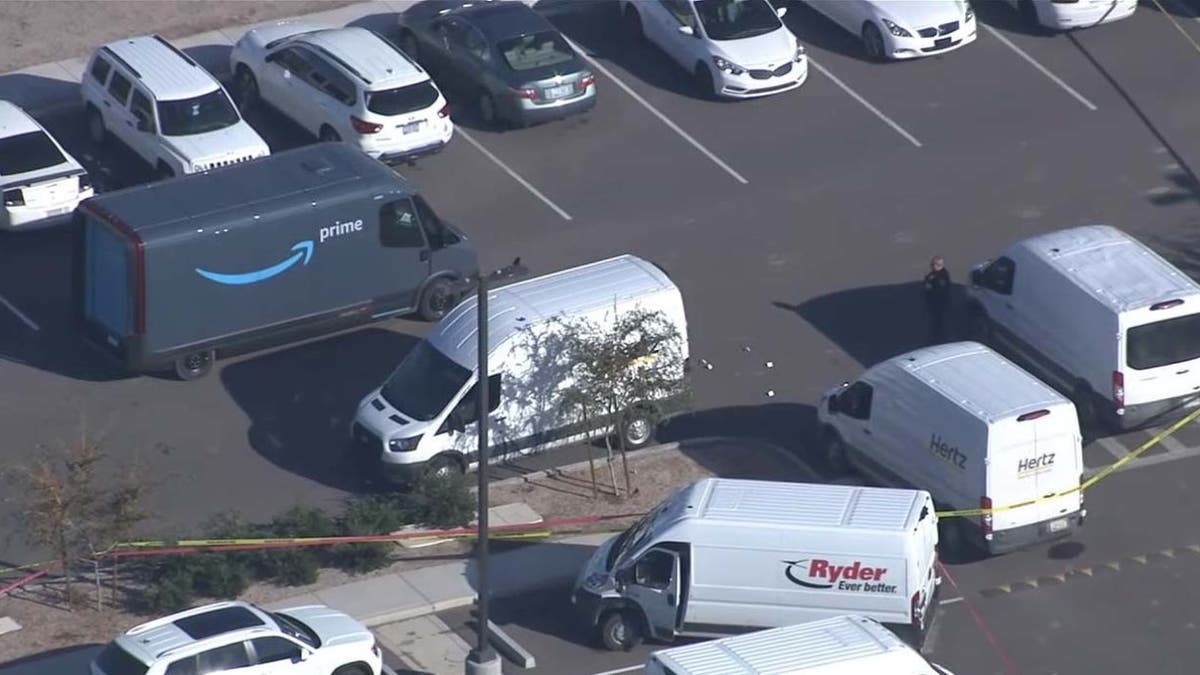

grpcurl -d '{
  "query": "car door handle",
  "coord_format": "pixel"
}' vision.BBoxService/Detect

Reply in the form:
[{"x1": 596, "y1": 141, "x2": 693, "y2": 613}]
[{"x1": 419, "y1": 250, "x2": 431, "y2": 261}]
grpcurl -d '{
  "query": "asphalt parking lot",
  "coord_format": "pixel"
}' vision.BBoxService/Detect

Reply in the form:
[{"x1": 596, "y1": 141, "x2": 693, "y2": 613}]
[{"x1": 3, "y1": 0, "x2": 1200, "y2": 670}]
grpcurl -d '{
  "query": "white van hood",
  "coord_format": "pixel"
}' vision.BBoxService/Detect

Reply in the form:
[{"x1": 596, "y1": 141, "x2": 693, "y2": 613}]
[
  {"x1": 575, "y1": 534, "x2": 619, "y2": 595},
  {"x1": 355, "y1": 388, "x2": 438, "y2": 442}
]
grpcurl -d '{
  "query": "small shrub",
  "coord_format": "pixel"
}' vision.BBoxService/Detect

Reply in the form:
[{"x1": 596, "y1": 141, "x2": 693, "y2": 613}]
[
  {"x1": 257, "y1": 506, "x2": 333, "y2": 586},
  {"x1": 190, "y1": 553, "x2": 252, "y2": 598},
  {"x1": 400, "y1": 472, "x2": 475, "y2": 528},
  {"x1": 143, "y1": 564, "x2": 195, "y2": 613},
  {"x1": 332, "y1": 495, "x2": 408, "y2": 574}
]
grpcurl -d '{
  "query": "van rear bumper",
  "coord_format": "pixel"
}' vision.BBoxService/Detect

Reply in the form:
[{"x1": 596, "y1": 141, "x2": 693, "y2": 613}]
[
  {"x1": 1112, "y1": 394, "x2": 1200, "y2": 431},
  {"x1": 987, "y1": 510, "x2": 1085, "y2": 555}
]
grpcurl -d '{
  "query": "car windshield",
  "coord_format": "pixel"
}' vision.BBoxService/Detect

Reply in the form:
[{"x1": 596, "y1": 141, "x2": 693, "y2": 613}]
[
  {"x1": 270, "y1": 611, "x2": 321, "y2": 649},
  {"x1": 498, "y1": 31, "x2": 574, "y2": 72},
  {"x1": 1126, "y1": 312, "x2": 1200, "y2": 370},
  {"x1": 156, "y1": 89, "x2": 240, "y2": 136},
  {"x1": 94, "y1": 643, "x2": 149, "y2": 675},
  {"x1": 366, "y1": 82, "x2": 440, "y2": 116},
  {"x1": 695, "y1": 0, "x2": 782, "y2": 41},
  {"x1": 380, "y1": 340, "x2": 471, "y2": 421},
  {"x1": 0, "y1": 130, "x2": 67, "y2": 175}
]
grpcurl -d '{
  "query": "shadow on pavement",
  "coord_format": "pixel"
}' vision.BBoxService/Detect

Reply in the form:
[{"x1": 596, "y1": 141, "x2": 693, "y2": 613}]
[
  {"x1": 181, "y1": 43, "x2": 233, "y2": 78},
  {"x1": 0, "y1": 644, "x2": 103, "y2": 674},
  {"x1": 779, "y1": 1, "x2": 879, "y2": 59},
  {"x1": 221, "y1": 326, "x2": 421, "y2": 492},
  {"x1": 969, "y1": 0, "x2": 1053, "y2": 37},
  {"x1": 0, "y1": 73, "x2": 79, "y2": 112}
]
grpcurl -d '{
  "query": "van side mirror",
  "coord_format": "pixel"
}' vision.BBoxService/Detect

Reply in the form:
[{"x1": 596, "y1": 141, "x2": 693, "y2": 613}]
[
  {"x1": 776, "y1": 6, "x2": 788, "y2": 18},
  {"x1": 614, "y1": 567, "x2": 632, "y2": 586},
  {"x1": 678, "y1": 25, "x2": 695, "y2": 36}
]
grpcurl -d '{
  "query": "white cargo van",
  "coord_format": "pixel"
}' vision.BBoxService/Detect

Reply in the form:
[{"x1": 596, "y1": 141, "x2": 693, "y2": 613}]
[
  {"x1": 644, "y1": 615, "x2": 956, "y2": 675},
  {"x1": 572, "y1": 479, "x2": 940, "y2": 652},
  {"x1": 818, "y1": 341, "x2": 1085, "y2": 556},
  {"x1": 352, "y1": 254, "x2": 689, "y2": 482},
  {"x1": 967, "y1": 225, "x2": 1200, "y2": 431}
]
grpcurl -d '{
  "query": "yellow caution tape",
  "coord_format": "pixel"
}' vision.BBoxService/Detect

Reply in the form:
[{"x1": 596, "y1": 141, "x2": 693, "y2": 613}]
[{"x1": 936, "y1": 406, "x2": 1200, "y2": 518}]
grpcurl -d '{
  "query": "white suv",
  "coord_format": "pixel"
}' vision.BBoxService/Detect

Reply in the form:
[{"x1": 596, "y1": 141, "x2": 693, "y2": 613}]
[
  {"x1": 82, "y1": 35, "x2": 271, "y2": 179},
  {"x1": 90, "y1": 600, "x2": 383, "y2": 675},
  {"x1": 230, "y1": 24, "x2": 453, "y2": 163},
  {"x1": 0, "y1": 101, "x2": 93, "y2": 231}
]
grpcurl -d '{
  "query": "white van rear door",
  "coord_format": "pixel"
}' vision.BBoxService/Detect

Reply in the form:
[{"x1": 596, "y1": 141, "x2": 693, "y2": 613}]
[
  {"x1": 991, "y1": 411, "x2": 1083, "y2": 532},
  {"x1": 1123, "y1": 304, "x2": 1200, "y2": 406}
]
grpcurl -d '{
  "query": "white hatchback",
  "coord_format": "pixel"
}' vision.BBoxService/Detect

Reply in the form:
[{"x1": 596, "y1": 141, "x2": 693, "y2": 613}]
[
  {"x1": 621, "y1": 0, "x2": 808, "y2": 99},
  {"x1": 231, "y1": 23, "x2": 453, "y2": 163},
  {"x1": 0, "y1": 101, "x2": 93, "y2": 231},
  {"x1": 801, "y1": 0, "x2": 976, "y2": 61}
]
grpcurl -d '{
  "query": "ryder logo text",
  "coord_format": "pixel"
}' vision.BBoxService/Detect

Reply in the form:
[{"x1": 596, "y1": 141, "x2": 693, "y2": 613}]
[{"x1": 783, "y1": 559, "x2": 898, "y2": 594}]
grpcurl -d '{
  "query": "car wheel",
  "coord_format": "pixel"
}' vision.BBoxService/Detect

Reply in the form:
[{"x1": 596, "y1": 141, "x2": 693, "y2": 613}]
[
  {"x1": 426, "y1": 454, "x2": 464, "y2": 479},
  {"x1": 823, "y1": 428, "x2": 850, "y2": 475},
  {"x1": 624, "y1": 5, "x2": 644, "y2": 40},
  {"x1": 319, "y1": 125, "x2": 341, "y2": 143},
  {"x1": 600, "y1": 610, "x2": 642, "y2": 651},
  {"x1": 235, "y1": 66, "x2": 259, "y2": 109},
  {"x1": 1018, "y1": 0, "x2": 1041, "y2": 28},
  {"x1": 477, "y1": 91, "x2": 501, "y2": 128},
  {"x1": 418, "y1": 277, "x2": 457, "y2": 322},
  {"x1": 174, "y1": 349, "x2": 215, "y2": 381},
  {"x1": 862, "y1": 22, "x2": 887, "y2": 61},
  {"x1": 620, "y1": 406, "x2": 656, "y2": 450},
  {"x1": 693, "y1": 63, "x2": 716, "y2": 100},
  {"x1": 332, "y1": 665, "x2": 372, "y2": 675},
  {"x1": 87, "y1": 106, "x2": 106, "y2": 146},
  {"x1": 399, "y1": 30, "x2": 420, "y2": 60}
]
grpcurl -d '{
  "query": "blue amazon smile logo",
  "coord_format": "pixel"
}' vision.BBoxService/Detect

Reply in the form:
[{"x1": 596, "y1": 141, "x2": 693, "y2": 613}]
[{"x1": 195, "y1": 240, "x2": 314, "y2": 286}]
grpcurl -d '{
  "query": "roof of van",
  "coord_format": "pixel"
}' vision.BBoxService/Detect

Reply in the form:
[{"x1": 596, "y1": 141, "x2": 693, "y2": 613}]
[
  {"x1": 428, "y1": 254, "x2": 677, "y2": 369},
  {"x1": 78, "y1": 143, "x2": 405, "y2": 239},
  {"x1": 295, "y1": 27, "x2": 426, "y2": 90},
  {"x1": 682, "y1": 479, "x2": 927, "y2": 533},
  {"x1": 870, "y1": 342, "x2": 1067, "y2": 424},
  {"x1": 650, "y1": 615, "x2": 923, "y2": 674},
  {"x1": 101, "y1": 35, "x2": 221, "y2": 100},
  {"x1": 1015, "y1": 225, "x2": 1200, "y2": 313}
]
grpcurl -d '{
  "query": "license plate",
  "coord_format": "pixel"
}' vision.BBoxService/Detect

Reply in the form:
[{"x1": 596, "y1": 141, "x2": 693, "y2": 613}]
[
  {"x1": 401, "y1": 121, "x2": 421, "y2": 134},
  {"x1": 1047, "y1": 518, "x2": 1068, "y2": 533},
  {"x1": 935, "y1": 37, "x2": 952, "y2": 48},
  {"x1": 544, "y1": 84, "x2": 574, "y2": 99}
]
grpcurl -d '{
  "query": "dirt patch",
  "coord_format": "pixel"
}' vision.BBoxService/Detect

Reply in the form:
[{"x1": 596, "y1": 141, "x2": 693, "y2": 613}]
[
  {"x1": 0, "y1": 441, "x2": 811, "y2": 664},
  {"x1": 0, "y1": 1, "x2": 362, "y2": 73}
]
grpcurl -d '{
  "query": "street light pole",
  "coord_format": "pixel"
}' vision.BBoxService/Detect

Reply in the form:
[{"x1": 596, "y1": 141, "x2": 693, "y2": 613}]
[{"x1": 465, "y1": 259, "x2": 527, "y2": 675}]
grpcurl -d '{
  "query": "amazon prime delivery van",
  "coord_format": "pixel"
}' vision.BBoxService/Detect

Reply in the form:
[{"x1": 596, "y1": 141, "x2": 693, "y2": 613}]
[
  {"x1": 572, "y1": 478, "x2": 940, "y2": 651},
  {"x1": 818, "y1": 342, "x2": 1085, "y2": 556},
  {"x1": 351, "y1": 254, "x2": 689, "y2": 483},
  {"x1": 644, "y1": 616, "x2": 956, "y2": 675},
  {"x1": 71, "y1": 142, "x2": 477, "y2": 380}
]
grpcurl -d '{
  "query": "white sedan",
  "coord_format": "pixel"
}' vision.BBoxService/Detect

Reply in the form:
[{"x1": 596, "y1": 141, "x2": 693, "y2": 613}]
[
  {"x1": 621, "y1": 0, "x2": 809, "y2": 99},
  {"x1": 0, "y1": 100, "x2": 92, "y2": 231},
  {"x1": 801, "y1": 0, "x2": 976, "y2": 61}
]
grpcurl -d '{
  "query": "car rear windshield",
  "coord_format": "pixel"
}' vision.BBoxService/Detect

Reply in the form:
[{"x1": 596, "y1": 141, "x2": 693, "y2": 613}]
[
  {"x1": 156, "y1": 89, "x2": 240, "y2": 136},
  {"x1": 366, "y1": 82, "x2": 440, "y2": 116},
  {"x1": 1127, "y1": 312, "x2": 1200, "y2": 370},
  {"x1": 0, "y1": 130, "x2": 67, "y2": 176},
  {"x1": 695, "y1": 0, "x2": 782, "y2": 41},
  {"x1": 94, "y1": 643, "x2": 149, "y2": 675},
  {"x1": 380, "y1": 340, "x2": 471, "y2": 421},
  {"x1": 498, "y1": 31, "x2": 574, "y2": 72}
]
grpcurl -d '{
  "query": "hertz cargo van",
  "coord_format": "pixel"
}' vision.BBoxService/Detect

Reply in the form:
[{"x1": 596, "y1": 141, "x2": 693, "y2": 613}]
[
  {"x1": 352, "y1": 254, "x2": 689, "y2": 483},
  {"x1": 572, "y1": 478, "x2": 940, "y2": 652},
  {"x1": 72, "y1": 142, "x2": 477, "y2": 380},
  {"x1": 818, "y1": 342, "x2": 1085, "y2": 556},
  {"x1": 644, "y1": 616, "x2": 956, "y2": 675}
]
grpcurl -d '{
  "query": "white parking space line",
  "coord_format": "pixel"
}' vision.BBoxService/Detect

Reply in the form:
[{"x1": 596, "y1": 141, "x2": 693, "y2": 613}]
[
  {"x1": 0, "y1": 293, "x2": 39, "y2": 332},
  {"x1": 1156, "y1": 434, "x2": 1191, "y2": 454},
  {"x1": 593, "y1": 666, "x2": 643, "y2": 675},
  {"x1": 1094, "y1": 436, "x2": 1129, "y2": 460},
  {"x1": 941, "y1": 596, "x2": 965, "y2": 605},
  {"x1": 561, "y1": 36, "x2": 750, "y2": 185},
  {"x1": 981, "y1": 24, "x2": 1099, "y2": 111},
  {"x1": 808, "y1": 58, "x2": 923, "y2": 148},
  {"x1": 1085, "y1": 444, "x2": 1200, "y2": 478},
  {"x1": 457, "y1": 129, "x2": 574, "y2": 221}
]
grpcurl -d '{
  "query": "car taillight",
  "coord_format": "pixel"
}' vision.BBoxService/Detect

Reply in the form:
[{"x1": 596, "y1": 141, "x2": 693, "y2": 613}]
[
  {"x1": 910, "y1": 590, "x2": 923, "y2": 627},
  {"x1": 579, "y1": 73, "x2": 595, "y2": 89},
  {"x1": 351, "y1": 116, "x2": 383, "y2": 134},
  {"x1": 1112, "y1": 370, "x2": 1125, "y2": 407},
  {"x1": 980, "y1": 496, "x2": 993, "y2": 535},
  {"x1": 438, "y1": 104, "x2": 450, "y2": 119},
  {"x1": 2, "y1": 188, "x2": 24, "y2": 206},
  {"x1": 78, "y1": 173, "x2": 92, "y2": 191},
  {"x1": 511, "y1": 87, "x2": 538, "y2": 100}
]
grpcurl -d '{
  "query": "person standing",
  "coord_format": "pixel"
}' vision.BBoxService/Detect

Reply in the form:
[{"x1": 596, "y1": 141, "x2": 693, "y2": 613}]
[{"x1": 924, "y1": 255, "x2": 951, "y2": 344}]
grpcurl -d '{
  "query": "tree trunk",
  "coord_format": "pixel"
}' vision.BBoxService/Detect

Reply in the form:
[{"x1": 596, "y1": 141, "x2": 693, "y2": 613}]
[
  {"x1": 619, "y1": 441, "x2": 634, "y2": 497},
  {"x1": 604, "y1": 433, "x2": 620, "y2": 497},
  {"x1": 583, "y1": 409, "x2": 598, "y2": 499},
  {"x1": 59, "y1": 531, "x2": 71, "y2": 608}
]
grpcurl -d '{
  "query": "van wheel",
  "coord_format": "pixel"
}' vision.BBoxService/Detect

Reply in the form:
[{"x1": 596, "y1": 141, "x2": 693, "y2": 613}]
[
  {"x1": 87, "y1": 106, "x2": 107, "y2": 146},
  {"x1": 426, "y1": 454, "x2": 464, "y2": 479},
  {"x1": 938, "y1": 518, "x2": 979, "y2": 561},
  {"x1": 319, "y1": 125, "x2": 341, "y2": 142},
  {"x1": 600, "y1": 610, "x2": 642, "y2": 651},
  {"x1": 967, "y1": 309, "x2": 992, "y2": 344},
  {"x1": 823, "y1": 429, "x2": 850, "y2": 475},
  {"x1": 620, "y1": 406, "x2": 656, "y2": 450},
  {"x1": 418, "y1": 278, "x2": 457, "y2": 322},
  {"x1": 175, "y1": 350, "x2": 215, "y2": 381}
]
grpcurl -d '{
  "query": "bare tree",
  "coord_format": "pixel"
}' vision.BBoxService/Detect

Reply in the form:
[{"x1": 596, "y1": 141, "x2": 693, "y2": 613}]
[
  {"x1": 552, "y1": 307, "x2": 691, "y2": 497},
  {"x1": 11, "y1": 432, "x2": 148, "y2": 609}
]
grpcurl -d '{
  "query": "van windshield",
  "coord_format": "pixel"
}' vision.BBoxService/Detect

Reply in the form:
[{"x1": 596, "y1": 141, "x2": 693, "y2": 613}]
[
  {"x1": 609, "y1": 493, "x2": 678, "y2": 569},
  {"x1": 380, "y1": 341, "x2": 471, "y2": 421},
  {"x1": 1126, "y1": 312, "x2": 1200, "y2": 370}
]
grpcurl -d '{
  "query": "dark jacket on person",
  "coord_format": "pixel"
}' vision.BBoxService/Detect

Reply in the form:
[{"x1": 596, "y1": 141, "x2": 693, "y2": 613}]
[{"x1": 924, "y1": 268, "x2": 951, "y2": 312}]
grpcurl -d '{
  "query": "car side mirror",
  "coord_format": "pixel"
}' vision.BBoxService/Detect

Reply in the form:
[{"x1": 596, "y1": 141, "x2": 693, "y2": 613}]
[
  {"x1": 134, "y1": 111, "x2": 152, "y2": 132},
  {"x1": 615, "y1": 567, "x2": 632, "y2": 585},
  {"x1": 677, "y1": 25, "x2": 695, "y2": 36},
  {"x1": 776, "y1": 6, "x2": 788, "y2": 18}
]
